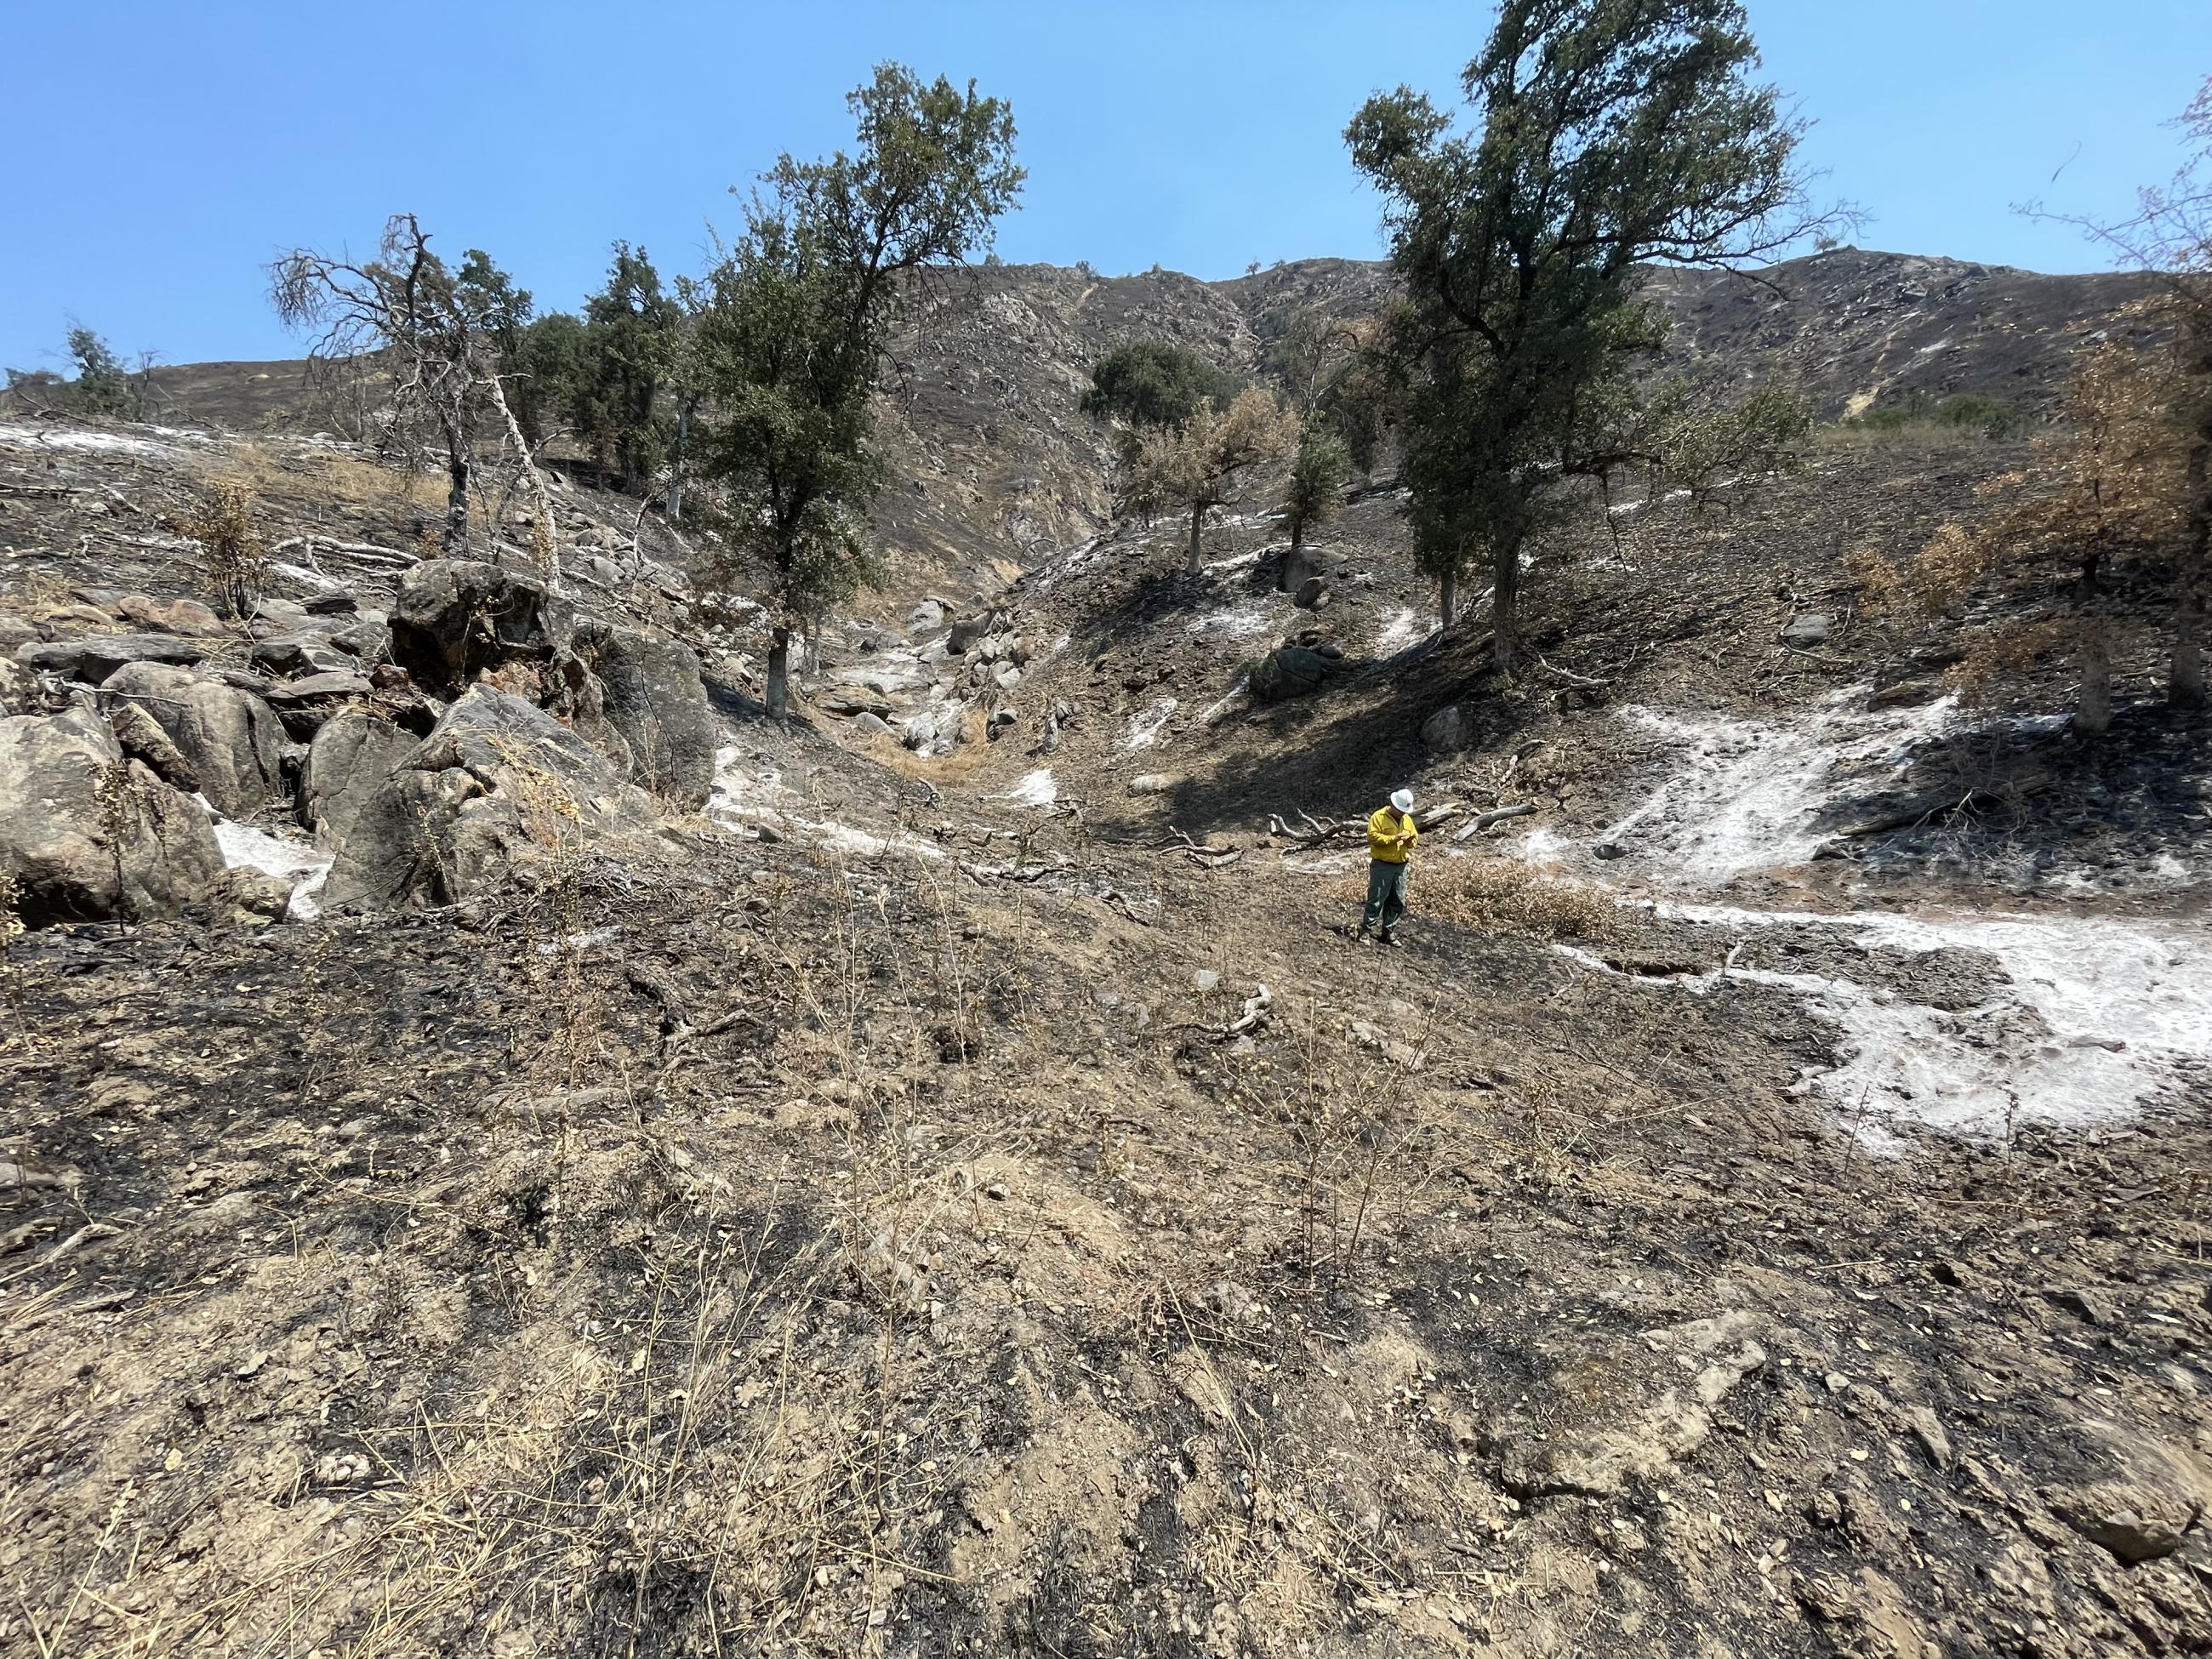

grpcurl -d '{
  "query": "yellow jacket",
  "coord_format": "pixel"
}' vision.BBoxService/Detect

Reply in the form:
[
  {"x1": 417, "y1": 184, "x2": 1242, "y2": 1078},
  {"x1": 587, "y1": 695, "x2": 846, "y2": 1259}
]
[{"x1": 1367, "y1": 807, "x2": 1418, "y2": 864}]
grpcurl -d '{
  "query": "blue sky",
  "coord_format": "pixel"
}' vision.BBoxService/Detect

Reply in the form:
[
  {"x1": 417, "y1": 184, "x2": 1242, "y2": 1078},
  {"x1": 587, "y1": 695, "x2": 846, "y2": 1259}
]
[{"x1": 3, "y1": 2, "x2": 2205, "y2": 370}]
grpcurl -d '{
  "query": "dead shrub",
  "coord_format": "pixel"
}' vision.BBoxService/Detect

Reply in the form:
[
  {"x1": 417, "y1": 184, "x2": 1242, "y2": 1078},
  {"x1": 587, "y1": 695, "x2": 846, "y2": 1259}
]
[{"x1": 186, "y1": 477, "x2": 271, "y2": 618}]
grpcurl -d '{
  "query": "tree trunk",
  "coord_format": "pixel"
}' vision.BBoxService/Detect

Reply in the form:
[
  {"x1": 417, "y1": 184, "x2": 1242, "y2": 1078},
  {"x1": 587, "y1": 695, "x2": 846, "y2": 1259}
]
[
  {"x1": 482, "y1": 368, "x2": 557, "y2": 588},
  {"x1": 2173, "y1": 439, "x2": 2209, "y2": 708},
  {"x1": 669, "y1": 402, "x2": 689, "y2": 524},
  {"x1": 766, "y1": 624, "x2": 790, "y2": 719},
  {"x1": 2077, "y1": 629, "x2": 2112, "y2": 736},
  {"x1": 1280, "y1": 522, "x2": 1306, "y2": 594},
  {"x1": 1491, "y1": 537, "x2": 1520, "y2": 673},
  {"x1": 444, "y1": 453, "x2": 471, "y2": 554},
  {"x1": 1439, "y1": 569, "x2": 1457, "y2": 629},
  {"x1": 1186, "y1": 504, "x2": 1206, "y2": 574}
]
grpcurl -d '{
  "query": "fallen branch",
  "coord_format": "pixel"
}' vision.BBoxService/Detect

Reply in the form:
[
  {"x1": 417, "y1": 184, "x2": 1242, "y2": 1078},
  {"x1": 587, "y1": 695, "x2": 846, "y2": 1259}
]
[
  {"x1": 1535, "y1": 656, "x2": 1611, "y2": 691},
  {"x1": 1453, "y1": 803, "x2": 1537, "y2": 841},
  {"x1": 270, "y1": 534, "x2": 417, "y2": 570},
  {"x1": 1833, "y1": 776, "x2": 2047, "y2": 838}
]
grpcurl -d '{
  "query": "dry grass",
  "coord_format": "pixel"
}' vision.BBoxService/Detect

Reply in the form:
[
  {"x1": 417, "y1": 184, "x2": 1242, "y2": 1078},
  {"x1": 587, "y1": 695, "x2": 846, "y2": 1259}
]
[
  {"x1": 1334, "y1": 857, "x2": 1622, "y2": 944},
  {"x1": 225, "y1": 438, "x2": 447, "y2": 518}
]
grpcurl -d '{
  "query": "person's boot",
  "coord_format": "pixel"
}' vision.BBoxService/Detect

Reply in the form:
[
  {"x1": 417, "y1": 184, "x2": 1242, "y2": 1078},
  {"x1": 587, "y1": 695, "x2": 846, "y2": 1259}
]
[{"x1": 1379, "y1": 931, "x2": 1400, "y2": 948}]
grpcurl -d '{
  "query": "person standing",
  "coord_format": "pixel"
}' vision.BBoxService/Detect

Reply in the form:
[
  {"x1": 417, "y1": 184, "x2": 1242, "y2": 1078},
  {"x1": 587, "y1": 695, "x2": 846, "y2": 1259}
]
[{"x1": 1357, "y1": 788, "x2": 1418, "y2": 945}]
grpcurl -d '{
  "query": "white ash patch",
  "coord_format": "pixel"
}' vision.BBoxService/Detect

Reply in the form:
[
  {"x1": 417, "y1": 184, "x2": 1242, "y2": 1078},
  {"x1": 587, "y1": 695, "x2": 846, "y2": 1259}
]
[
  {"x1": 1003, "y1": 768, "x2": 1058, "y2": 807},
  {"x1": 1592, "y1": 691, "x2": 1958, "y2": 883},
  {"x1": 0, "y1": 422, "x2": 185, "y2": 459},
  {"x1": 1188, "y1": 596, "x2": 1281, "y2": 641},
  {"x1": 1375, "y1": 607, "x2": 1428, "y2": 656},
  {"x1": 1124, "y1": 698, "x2": 1177, "y2": 751},
  {"x1": 209, "y1": 818, "x2": 335, "y2": 922}
]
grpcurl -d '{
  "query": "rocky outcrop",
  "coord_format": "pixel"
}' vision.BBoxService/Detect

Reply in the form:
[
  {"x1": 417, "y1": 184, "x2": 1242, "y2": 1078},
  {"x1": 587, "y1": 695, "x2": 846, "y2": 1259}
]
[
  {"x1": 1248, "y1": 645, "x2": 1333, "y2": 704},
  {"x1": 102, "y1": 662, "x2": 289, "y2": 817},
  {"x1": 0, "y1": 705, "x2": 224, "y2": 924},
  {"x1": 322, "y1": 689, "x2": 658, "y2": 912},
  {"x1": 299, "y1": 710, "x2": 422, "y2": 853},
  {"x1": 388, "y1": 561, "x2": 570, "y2": 696},
  {"x1": 15, "y1": 634, "x2": 211, "y2": 682},
  {"x1": 562, "y1": 620, "x2": 715, "y2": 810}
]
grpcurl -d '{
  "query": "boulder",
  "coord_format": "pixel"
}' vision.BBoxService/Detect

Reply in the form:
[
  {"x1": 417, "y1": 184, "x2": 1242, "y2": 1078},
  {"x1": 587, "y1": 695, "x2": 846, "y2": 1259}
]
[
  {"x1": 908, "y1": 598, "x2": 945, "y2": 633},
  {"x1": 321, "y1": 688, "x2": 659, "y2": 911},
  {"x1": 1248, "y1": 646, "x2": 1332, "y2": 704},
  {"x1": 0, "y1": 705, "x2": 225, "y2": 924},
  {"x1": 262, "y1": 671, "x2": 374, "y2": 738},
  {"x1": 1421, "y1": 704, "x2": 1469, "y2": 754},
  {"x1": 0, "y1": 614, "x2": 38, "y2": 653},
  {"x1": 388, "y1": 560, "x2": 570, "y2": 695},
  {"x1": 102, "y1": 662, "x2": 288, "y2": 817},
  {"x1": 560, "y1": 620, "x2": 715, "y2": 810},
  {"x1": 947, "y1": 613, "x2": 999, "y2": 653},
  {"x1": 1292, "y1": 575, "x2": 1325, "y2": 610},
  {"x1": 116, "y1": 594, "x2": 228, "y2": 637},
  {"x1": 15, "y1": 634, "x2": 210, "y2": 682},
  {"x1": 851, "y1": 712, "x2": 892, "y2": 738},
  {"x1": 299, "y1": 710, "x2": 423, "y2": 852},
  {"x1": 107, "y1": 700, "x2": 199, "y2": 793},
  {"x1": 1782, "y1": 613, "x2": 1833, "y2": 647},
  {"x1": 302, "y1": 590, "x2": 359, "y2": 617},
  {"x1": 251, "y1": 631, "x2": 356, "y2": 677}
]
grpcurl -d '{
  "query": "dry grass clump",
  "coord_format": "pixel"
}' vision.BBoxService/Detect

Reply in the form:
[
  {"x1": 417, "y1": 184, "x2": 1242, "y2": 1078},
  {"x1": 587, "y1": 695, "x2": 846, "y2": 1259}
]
[
  {"x1": 1336, "y1": 857, "x2": 1622, "y2": 944},
  {"x1": 185, "y1": 476, "x2": 271, "y2": 618}
]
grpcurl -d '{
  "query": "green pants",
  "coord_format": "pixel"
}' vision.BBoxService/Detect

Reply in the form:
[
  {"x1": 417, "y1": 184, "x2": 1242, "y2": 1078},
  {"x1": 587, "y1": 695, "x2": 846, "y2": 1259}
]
[{"x1": 1361, "y1": 859, "x2": 1408, "y2": 935}]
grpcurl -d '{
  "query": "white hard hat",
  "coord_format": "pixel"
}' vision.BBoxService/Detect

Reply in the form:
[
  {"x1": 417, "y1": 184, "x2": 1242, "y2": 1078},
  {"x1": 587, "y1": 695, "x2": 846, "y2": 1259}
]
[{"x1": 1390, "y1": 788, "x2": 1415, "y2": 813}]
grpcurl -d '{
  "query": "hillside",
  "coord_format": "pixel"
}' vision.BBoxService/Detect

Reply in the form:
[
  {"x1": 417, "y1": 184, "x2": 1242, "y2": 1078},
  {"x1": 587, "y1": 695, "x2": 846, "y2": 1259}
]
[
  {"x1": 120, "y1": 248, "x2": 2157, "y2": 613},
  {"x1": 2, "y1": 237, "x2": 2209, "y2": 1659}
]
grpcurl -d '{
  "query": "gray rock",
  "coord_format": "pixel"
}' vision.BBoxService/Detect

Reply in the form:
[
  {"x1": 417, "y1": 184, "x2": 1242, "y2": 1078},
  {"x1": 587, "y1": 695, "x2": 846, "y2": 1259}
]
[
  {"x1": 107, "y1": 700, "x2": 198, "y2": 793},
  {"x1": 947, "y1": 613, "x2": 1001, "y2": 653},
  {"x1": 1292, "y1": 575, "x2": 1325, "y2": 610},
  {"x1": 0, "y1": 705, "x2": 224, "y2": 924},
  {"x1": 561, "y1": 620, "x2": 715, "y2": 810},
  {"x1": 15, "y1": 634, "x2": 210, "y2": 682},
  {"x1": 1129, "y1": 772, "x2": 1181, "y2": 795},
  {"x1": 994, "y1": 664, "x2": 1022, "y2": 690},
  {"x1": 1420, "y1": 704, "x2": 1468, "y2": 754},
  {"x1": 102, "y1": 663, "x2": 289, "y2": 817},
  {"x1": 262, "y1": 671, "x2": 373, "y2": 738},
  {"x1": 0, "y1": 614, "x2": 40, "y2": 652},
  {"x1": 388, "y1": 560, "x2": 570, "y2": 695},
  {"x1": 908, "y1": 598, "x2": 945, "y2": 632},
  {"x1": 1782, "y1": 613, "x2": 1833, "y2": 647},
  {"x1": 299, "y1": 710, "x2": 423, "y2": 852},
  {"x1": 1248, "y1": 646, "x2": 1332, "y2": 704},
  {"x1": 322, "y1": 689, "x2": 658, "y2": 911},
  {"x1": 251, "y1": 631, "x2": 357, "y2": 678},
  {"x1": 851, "y1": 712, "x2": 892, "y2": 738},
  {"x1": 302, "y1": 590, "x2": 359, "y2": 617}
]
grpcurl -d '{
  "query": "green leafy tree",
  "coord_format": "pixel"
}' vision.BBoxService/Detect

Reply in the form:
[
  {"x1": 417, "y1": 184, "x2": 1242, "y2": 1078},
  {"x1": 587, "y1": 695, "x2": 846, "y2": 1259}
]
[
  {"x1": 512, "y1": 311, "x2": 588, "y2": 450},
  {"x1": 697, "y1": 64, "x2": 1023, "y2": 715},
  {"x1": 1081, "y1": 340, "x2": 1241, "y2": 430},
  {"x1": 1129, "y1": 386, "x2": 1300, "y2": 573},
  {"x1": 1348, "y1": 0, "x2": 1839, "y2": 653},
  {"x1": 66, "y1": 328, "x2": 129, "y2": 417},
  {"x1": 1281, "y1": 421, "x2": 1352, "y2": 590},
  {"x1": 573, "y1": 243, "x2": 679, "y2": 491}
]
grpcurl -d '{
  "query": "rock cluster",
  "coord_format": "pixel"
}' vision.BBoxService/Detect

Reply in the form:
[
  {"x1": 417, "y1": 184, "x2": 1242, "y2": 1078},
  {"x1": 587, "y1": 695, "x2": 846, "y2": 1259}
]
[{"x1": 3, "y1": 557, "x2": 716, "y2": 926}]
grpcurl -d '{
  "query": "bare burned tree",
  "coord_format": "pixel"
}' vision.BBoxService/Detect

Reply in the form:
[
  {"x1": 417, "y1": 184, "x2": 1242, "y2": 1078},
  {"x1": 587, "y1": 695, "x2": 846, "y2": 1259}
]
[{"x1": 271, "y1": 214, "x2": 550, "y2": 561}]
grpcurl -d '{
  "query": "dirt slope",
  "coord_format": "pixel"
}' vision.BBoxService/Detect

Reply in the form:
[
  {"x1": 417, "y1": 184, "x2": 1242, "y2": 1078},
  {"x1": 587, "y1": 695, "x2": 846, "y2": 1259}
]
[{"x1": 3, "y1": 393, "x2": 2211, "y2": 1659}]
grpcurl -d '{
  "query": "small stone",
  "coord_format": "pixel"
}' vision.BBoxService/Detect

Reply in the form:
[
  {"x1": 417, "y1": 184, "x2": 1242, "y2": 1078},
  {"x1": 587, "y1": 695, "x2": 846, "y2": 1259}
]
[
  {"x1": 1193, "y1": 970, "x2": 1220, "y2": 992},
  {"x1": 1781, "y1": 613, "x2": 1833, "y2": 647}
]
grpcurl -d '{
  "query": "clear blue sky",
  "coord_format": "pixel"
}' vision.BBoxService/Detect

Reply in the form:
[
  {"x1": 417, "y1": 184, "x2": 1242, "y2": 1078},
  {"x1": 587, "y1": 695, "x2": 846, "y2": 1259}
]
[{"x1": 3, "y1": 2, "x2": 2205, "y2": 371}]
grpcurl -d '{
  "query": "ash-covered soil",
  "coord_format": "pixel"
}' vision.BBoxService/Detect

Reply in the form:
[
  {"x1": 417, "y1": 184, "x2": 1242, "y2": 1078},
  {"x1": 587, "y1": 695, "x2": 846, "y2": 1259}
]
[{"x1": 3, "y1": 393, "x2": 2210, "y2": 1658}]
